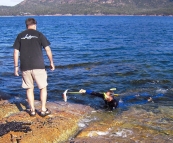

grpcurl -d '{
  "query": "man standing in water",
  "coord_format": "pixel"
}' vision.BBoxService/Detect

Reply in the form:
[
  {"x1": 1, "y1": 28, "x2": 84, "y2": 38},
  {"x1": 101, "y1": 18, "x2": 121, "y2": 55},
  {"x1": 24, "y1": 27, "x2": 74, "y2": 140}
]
[{"x1": 13, "y1": 18, "x2": 55, "y2": 117}]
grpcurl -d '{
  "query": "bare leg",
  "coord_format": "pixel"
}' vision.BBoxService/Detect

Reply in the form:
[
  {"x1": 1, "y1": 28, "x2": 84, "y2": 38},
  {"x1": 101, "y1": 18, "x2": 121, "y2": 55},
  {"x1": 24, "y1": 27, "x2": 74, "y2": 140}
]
[
  {"x1": 26, "y1": 88, "x2": 35, "y2": 112},
  {"x1": 40, "y1": 86, "x2": 47, "y2": 111}
]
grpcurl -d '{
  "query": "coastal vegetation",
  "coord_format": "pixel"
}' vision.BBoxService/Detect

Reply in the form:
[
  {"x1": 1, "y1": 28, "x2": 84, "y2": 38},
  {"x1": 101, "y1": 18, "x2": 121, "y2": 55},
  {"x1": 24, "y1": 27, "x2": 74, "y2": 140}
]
[{"x1": 0, "y1": 0, "x2": 173, "y2": 16}]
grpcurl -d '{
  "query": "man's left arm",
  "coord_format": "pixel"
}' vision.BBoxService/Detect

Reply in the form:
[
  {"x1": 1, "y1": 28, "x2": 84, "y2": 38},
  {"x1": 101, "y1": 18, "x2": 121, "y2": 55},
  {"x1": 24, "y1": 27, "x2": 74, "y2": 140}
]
[
  {"x1": 45, "y1": 46, "x2": 55, "y2": 71},
  {"x1": 13, "y1": 49, "x2": 19, "y2": 76}
]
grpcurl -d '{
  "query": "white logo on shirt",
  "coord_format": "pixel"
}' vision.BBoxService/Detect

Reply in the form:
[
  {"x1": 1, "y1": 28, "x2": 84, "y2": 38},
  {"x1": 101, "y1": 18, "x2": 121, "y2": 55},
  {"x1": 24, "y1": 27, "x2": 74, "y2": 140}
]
[{"x1": 21, "y1": 34, "x2": 38, "y2": 39}]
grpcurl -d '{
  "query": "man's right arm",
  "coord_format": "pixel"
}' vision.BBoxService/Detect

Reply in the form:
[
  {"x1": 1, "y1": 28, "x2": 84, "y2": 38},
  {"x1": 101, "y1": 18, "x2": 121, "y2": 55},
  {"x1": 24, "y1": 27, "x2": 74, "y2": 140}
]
[
  {"x1": 79, "y1": 89, "x2": 104, "y2": 98},
  {"x1": 13, "y1": 49, "x2": 19, "y2": 76}
]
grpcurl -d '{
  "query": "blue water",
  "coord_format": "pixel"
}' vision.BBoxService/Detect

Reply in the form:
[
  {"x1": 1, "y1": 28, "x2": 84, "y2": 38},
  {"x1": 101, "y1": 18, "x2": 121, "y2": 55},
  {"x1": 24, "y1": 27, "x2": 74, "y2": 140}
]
[{"x1": 0, "y1": 16, "x2": 173, "y2": 109}]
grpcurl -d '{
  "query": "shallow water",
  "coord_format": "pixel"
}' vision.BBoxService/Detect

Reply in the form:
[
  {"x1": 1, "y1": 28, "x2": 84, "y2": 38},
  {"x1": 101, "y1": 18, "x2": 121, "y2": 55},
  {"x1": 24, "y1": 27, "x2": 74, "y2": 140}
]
[
  {"x1": 0, "y1": 16, "x2": 173, "y2": 141},
  {"x1": 71, "y1": 105, "x2": 173, "y2": 142}
]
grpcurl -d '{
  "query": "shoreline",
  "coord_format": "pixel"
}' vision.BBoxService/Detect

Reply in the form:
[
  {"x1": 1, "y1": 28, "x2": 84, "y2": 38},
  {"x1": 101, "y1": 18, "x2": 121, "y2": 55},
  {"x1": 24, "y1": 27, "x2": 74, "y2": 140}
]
[
  {"x1": 1, "y1": 90, "x2": 173, "y2": 142},
  {"x1": 0, "y1": 14, "x2": 173, "y2": 17}
]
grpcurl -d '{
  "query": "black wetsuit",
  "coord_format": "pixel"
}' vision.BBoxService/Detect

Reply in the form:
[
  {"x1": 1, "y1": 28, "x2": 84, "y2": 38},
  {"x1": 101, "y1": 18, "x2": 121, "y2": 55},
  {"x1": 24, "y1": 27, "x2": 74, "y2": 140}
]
[{"x1": 86, "y1": 90, "x2": 118, "y2": 110}]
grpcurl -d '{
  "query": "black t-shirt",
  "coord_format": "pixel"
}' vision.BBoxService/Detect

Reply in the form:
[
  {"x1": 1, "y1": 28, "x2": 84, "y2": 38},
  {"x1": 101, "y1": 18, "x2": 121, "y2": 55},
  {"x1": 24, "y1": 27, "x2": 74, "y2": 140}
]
[{"x1": 13, "y1": 29, "x2": 50, "y2": 71}]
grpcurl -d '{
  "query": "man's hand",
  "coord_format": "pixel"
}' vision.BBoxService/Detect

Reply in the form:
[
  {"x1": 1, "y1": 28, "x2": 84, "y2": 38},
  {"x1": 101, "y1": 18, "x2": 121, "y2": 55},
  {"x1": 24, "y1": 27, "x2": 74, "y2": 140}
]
[
  {"x1": 14, "y1": 67, "x2": 19, "y2": 76},
  {"x1": 79, "y1": 89, "x2": 86, "y2": 94},
  {"x1": 50, "y1": 63, "x2": 55, "y2": 71}
]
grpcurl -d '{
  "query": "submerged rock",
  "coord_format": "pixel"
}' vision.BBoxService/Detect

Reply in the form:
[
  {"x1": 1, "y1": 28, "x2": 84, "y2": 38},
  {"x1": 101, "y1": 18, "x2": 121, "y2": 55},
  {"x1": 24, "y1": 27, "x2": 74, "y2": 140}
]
[{"x1": 71, "y1": 105, "x2": 173, "y2": 143}]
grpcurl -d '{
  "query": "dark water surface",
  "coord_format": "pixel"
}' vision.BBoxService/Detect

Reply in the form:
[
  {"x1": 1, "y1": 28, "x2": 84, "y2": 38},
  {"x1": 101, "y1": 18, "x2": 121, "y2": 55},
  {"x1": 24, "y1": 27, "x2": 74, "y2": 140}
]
[{"x1": 0, "y1": 16, "x2": 173, "y2": 109}]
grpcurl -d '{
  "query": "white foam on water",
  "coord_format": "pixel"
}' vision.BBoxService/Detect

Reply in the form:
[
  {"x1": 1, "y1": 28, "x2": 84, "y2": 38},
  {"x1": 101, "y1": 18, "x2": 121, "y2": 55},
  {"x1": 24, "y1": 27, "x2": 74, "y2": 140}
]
[
  {"x1": 88, "y1": 131, "x2": 109, "y2": 137},
  {"x1": 78, "y1": 123, "x2": 86, "y2": 128},
  {"x1": 78, "y1": 117, "x2": 98, "y2": 129},
  {"x1": 112, "y1": 129, "x2": 133, "y2": 138},
  {"x1": 156, "y1": 88, "x2": 168, "y2": 94},
  {"x1": 14, "y1": 96, "x2": 20, "y2": 99},
  {"x1": 81, "y1": 118, "x2": 93, "y2": 123},
  {"x1": 119, "y1": 98, "x2": 124, "y2": 103},
  {"x1": 91, "y1": 110, "x2": 97, "y2": 113}
]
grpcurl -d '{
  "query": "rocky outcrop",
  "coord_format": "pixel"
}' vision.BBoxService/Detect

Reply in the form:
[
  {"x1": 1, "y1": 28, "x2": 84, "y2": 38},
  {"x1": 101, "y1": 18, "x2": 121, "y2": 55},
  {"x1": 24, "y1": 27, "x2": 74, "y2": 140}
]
[
  {"x1": 1, "y1": 91, "x2": 173, "y2": 143},
  {"x1": 0, "y1": 93, "x2": 93, "y2": 143}
]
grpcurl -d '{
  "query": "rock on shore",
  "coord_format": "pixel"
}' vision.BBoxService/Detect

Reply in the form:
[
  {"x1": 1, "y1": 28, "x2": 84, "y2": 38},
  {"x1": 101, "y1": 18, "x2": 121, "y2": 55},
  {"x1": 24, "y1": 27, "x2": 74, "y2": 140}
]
[
  {"x1": 0, "y1": 91, "x2": 93, "y2": 143},
  {"x1": 1, "y1": 91, "x2": 173, "y2": 143}
]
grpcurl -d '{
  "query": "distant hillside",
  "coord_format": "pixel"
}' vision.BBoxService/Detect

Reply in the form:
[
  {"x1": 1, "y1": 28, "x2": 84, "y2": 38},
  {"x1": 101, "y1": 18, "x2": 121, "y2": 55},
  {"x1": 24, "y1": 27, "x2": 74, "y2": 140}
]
[{"x1": 1, "y1": 0, "x2": 173, "y2": 16}]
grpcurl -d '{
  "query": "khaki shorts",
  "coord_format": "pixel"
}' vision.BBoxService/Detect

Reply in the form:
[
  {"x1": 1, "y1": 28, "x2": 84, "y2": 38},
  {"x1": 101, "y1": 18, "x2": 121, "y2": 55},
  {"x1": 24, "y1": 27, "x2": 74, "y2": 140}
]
[{"x1": 22, "y1": 69, "x2": 48, "y2": 89}]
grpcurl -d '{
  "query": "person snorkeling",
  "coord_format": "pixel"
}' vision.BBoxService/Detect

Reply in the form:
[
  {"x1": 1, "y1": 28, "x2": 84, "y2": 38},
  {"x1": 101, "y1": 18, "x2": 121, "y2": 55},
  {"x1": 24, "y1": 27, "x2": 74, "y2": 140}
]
[
  {"x1": 79, "y1": 89, "x2": 119, "y2": 110},
  {"x1": 63, "y1": 88, "x2": 164, "y2": 111}
]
